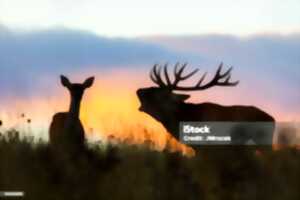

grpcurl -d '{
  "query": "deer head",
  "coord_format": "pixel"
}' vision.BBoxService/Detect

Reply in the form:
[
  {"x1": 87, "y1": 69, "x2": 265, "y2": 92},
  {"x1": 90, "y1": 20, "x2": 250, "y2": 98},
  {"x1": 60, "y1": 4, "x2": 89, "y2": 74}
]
[
  {"x1": 60, "y1": 75, "x2": 94, "y2": 100},
  {"x1": 136, "y1": 63, "x2": 239, "y2": 121}
]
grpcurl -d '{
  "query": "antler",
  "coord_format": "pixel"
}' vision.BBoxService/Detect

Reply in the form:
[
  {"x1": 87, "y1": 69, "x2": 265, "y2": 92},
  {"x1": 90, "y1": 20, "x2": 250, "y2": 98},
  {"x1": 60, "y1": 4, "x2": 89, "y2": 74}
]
[{"x1": 150, "y1": 62, "x2": 239, "y2": 91}]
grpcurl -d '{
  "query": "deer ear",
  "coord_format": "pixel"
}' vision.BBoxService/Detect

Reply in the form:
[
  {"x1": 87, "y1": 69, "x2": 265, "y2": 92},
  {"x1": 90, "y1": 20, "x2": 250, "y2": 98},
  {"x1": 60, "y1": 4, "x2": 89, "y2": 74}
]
[
  {"x1": 60, "y1": 75, "x2": 71, "y2": 88},
  {"x1": 173, "y1": 93, "x2": 190, "y2": 102},
  {"x1": 83, "y1": 76, "x2": 95, "y2": 88}
]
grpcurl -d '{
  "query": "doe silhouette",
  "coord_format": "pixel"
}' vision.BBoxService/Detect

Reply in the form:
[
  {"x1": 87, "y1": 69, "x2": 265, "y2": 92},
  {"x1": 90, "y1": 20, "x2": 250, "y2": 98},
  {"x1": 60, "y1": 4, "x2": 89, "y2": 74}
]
[
  {"x1": 49, "y1": 75, "x2": 94, "y2": 150},
  {"x1": 137, "y1": 63, "x2": 275, "y2": 147}
]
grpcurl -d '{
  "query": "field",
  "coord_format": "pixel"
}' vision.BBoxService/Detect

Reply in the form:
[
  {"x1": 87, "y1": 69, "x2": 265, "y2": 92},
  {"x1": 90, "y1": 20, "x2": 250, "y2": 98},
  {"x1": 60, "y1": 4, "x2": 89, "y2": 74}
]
[{"x1": 0, "y1": 130, "x2": 300, "y2": 200}]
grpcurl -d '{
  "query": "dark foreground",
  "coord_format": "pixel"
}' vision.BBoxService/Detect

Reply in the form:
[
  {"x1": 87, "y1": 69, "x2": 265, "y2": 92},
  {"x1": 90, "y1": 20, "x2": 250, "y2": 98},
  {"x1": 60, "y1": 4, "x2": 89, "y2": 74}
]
[{"x1": 0, "y1": 130, "x2": 299, "y2": 200}]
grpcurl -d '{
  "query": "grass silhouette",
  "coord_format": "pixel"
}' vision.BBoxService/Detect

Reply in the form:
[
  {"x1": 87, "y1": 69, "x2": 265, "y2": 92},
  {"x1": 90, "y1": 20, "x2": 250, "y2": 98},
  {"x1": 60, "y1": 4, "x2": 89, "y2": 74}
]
[{"x1": 0, "y1": 129, "x2": 300, "y2": 200}]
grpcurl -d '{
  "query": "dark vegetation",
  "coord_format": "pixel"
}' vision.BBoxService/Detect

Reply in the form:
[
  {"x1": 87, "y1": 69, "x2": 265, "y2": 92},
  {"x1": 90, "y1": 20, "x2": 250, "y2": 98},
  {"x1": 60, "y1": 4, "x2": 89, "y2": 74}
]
[{"x1": 0, "y1": 130, "x2": 300, "y2": 200}]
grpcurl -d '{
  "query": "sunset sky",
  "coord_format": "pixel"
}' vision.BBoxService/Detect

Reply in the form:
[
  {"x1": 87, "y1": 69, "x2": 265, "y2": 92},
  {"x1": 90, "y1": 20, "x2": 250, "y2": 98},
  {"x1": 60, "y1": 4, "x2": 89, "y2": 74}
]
[{"x1": 0, "y1": 0, "x2": 299, "y2": 149}]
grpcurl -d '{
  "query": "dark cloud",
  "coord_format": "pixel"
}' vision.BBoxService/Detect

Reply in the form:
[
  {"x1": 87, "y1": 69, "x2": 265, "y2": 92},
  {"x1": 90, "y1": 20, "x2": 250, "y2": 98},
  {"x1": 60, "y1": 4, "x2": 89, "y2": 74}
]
[
  {"x1": 0, "y1": 26, "x2": 202, "y2": 97},
  {"x1": 0, "y1": 27, "x2": 194, "y2": 70},
  {"x1": 143, "y1": 34, "x2": 300, "y2": 82}
]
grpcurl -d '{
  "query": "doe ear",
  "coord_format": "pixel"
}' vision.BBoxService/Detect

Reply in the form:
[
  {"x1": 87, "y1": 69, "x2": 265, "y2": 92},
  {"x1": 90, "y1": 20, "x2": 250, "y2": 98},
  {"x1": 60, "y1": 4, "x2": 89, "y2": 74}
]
[
  {"x1": 173, "y1": 93, "x2": 190, "y2": 102},
  {"x1": 83, "y1": 76, "x2": 95, "y2": 88},
  {"x1": 60, "y1": 75, "x2": 71, "y2": 88}
]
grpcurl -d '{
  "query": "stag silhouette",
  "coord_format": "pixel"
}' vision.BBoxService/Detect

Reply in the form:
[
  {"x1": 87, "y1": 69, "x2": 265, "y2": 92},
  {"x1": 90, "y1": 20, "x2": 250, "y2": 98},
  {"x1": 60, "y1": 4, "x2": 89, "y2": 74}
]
[
  {"x1": 49, "y1": 75, "x2": 94, "y2": 150},
  {"x1": 137, "y1": 63, "x2": 275, "y2": 147}
]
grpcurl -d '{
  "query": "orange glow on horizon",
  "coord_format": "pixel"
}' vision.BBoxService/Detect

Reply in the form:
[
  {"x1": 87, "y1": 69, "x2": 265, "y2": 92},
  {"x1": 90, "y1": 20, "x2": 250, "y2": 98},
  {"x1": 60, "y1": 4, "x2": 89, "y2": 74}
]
[
  {"x1": 0, "y1": 69, "x2": 298, "y2": 155},
  {"x1": 0, "y1": 69, "x2": 193, "y2": 154}
]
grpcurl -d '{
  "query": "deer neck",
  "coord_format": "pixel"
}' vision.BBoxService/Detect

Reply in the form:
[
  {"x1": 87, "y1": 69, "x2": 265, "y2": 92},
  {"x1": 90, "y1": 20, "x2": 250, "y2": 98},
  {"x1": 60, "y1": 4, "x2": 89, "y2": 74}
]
[
  {"x1": 156, "y1": 109, "x2": 180, "y2": 140},
  {"x1": 68, "y1": 95, "x2": 82, "y2": 119}
]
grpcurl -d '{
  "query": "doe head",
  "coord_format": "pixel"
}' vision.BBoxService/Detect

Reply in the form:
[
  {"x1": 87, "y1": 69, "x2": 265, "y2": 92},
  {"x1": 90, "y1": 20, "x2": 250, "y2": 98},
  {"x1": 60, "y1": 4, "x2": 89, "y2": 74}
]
[{"x1": 60, "y1": 75, "x2": 95, "y2": 99}]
